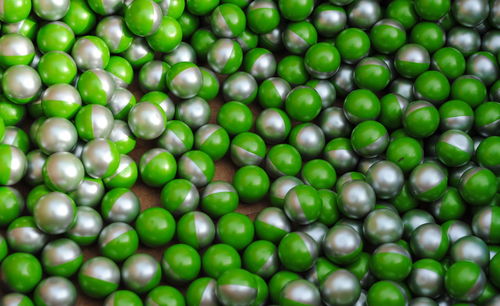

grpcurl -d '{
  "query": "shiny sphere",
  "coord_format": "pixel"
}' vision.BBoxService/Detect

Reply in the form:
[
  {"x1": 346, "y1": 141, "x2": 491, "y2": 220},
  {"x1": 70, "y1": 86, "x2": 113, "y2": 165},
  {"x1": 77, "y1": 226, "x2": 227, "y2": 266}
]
[
  {"x1": 442, "y1": 220, "x2": 472, "y2": 244},
  {"x1": 75, "y1": 105, "x2": 114, "y2": 141},
  {"x1": 43, "y1": 152, "x2": 84, "y2": 193},
  {"x1": 72, "y1": 37, "x2": 110, "y2": 70},
  {"x1": 128, "y1": 102, "x2": 166, "y2": 140},
  {"x1": 366, "y1": 161, "x2": 404, "y2": 199},
  {"x1": 258, "y1": 77, "x2": 290, "y2": 109},
  {"x1": 67, "y1": 206, "x2": 103, "y2": 246},
  {"x1": 410, "y1": 223, "x2": 449, "y2": 260},
  {"x1": 338, "y1": 180, "x2": 375, "y2": 219},
  {"x1": 207, "y1": 38, "x2": 243, "y2": 74},
  {"x1": 163, "y1": 42, "x2": 196, "y2": 66},
  {"x1": 269, "y1": 176, "x2": 303, "y2": 208},
  {"x1": 408, "y1": 258, "x2": 445, "y2": 298},
  {"x1": 0, "y1": 34, "x2": 35, "y2": 67},
  {"x1": 323, "y1": 224, "x2": 363, "y2": 265},
  {"x1": 467, "y1": 52, "x2": 498, "y2": 86},
  {"x1": 363, "y1": 208, "x2": 403, "y2": 245},
  {"x1": 108, "y1": 119, "x2": 136, "y2": 155},
  {"x1": 7, "y1": 216, "x2": 47, "y2": 253},
  {"x1": 34, "y1": 192, "x2": 76, "y2": 234},
  {"x1": 122, "y1": 253, "x2": 161, "y2": 293},
  {"x1": 101, "y1": 188, "x2": 140, "y2": 223},
  {"x1": 450, "y1": 235, "x2": 489, "y2": 268},
  {"x1": 394, "y1": 44, "x2": 430, "y2": 78},
  {"x1": 41, "y1": 238, "x2": 83, "y2": 277},
  {"x1": 37, "y1": 117, "x2": 78, "y2": 154},
  {"x1": 280, "y1": 279, "x2": 321, "y2": 305},
  {"x1": 33, "y1": 0, "x2": 69, "y2": 20},
  {"x1": 166, "y1": 62, "x2": 202, "y2": 99},
  {"x1": 122, "y1": 38, "x2": 154, "y2": 68},
  {"x1": 216, "y1": 269, "x2": 257, "y2": 306},
  {"x1": 3, "y1": 65, "x2": 42, "y2": 104},
  {"x1": 447, "y1": 27, "x2": 481, "y2": 56},
  {"x1": 256, "y1": 108, "x2": 291, "y2": 144},
  {"x1": 452, "y1": 0, "x2": 489, "y2": 27},
  {"x1": 138, "y1": 60, "x2": 168, "y2": 92},
  {"x1": 402, "y1": 209, "x2": 435, "y2": 239},
  {"x1": 319, "y1": 107, "x2": 352, "y2": 139},
  {"x1": 321, "y1": 269, "x2": 361, "y2": 306},
  {"x1": 25, "y1": 150, "x2": 47, "y2": 185},
  {"x1": 289, "y1": 123, "x2": 325, "y2": 159},
  {"x1": 78, "y1": 257, "x2": 120, "y2": 298},
  {"x1": 140, "y1": 91, "x2": 174, "y2": 120},
  {"x1": 96, "y1": 16, "x2": 132, "y2": 54},
  {"x1": 472, "y1": 206, "x2": 500, "y2": 243},
  {"x1": 254, "y1": 207, "x2": 292, "y2": 244},
  {"x1": 348, "y1": 0, "x2": 382, "y2": 29},
  {"x1": 223, "y1": 72, "x2": 258, "y2": 104},
  {"x1": 0, "y1": 145, "x2": 27, "y2": 185},
  {"x1": 33, "y1": 277, "x2": 76, "y2": 306},
  {"x1": 41, "y1": 84, "x2": 82, "y2": 119},
  {"x1": 409, "y1": 162, "x2": 448, "y2": 202},
  {"x1": 81, "y1": 139, "x2": 120, "y2": 179},
  {"x1": 175, "y1": 97, "x2": 210, "y2": 129},
  {"x1": 244, "y1": 48, "x2": 276, "y2": 80},
  {"x1": 313, "y1": 4, "x2": 347, "y2": 37}
]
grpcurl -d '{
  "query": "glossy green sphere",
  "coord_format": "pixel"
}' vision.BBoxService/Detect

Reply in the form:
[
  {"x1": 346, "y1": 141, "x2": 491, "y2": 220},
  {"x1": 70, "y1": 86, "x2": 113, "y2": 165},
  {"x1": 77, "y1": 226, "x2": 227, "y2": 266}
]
[
  {"x1": 343, "y1": 89, "x2": 380, "y2": 123},
  {"x1": 411, "y1": 22, "x2": 445, "y2": 53},
  {"x1": 217, "y1": 101, "x2": 253, "y2": 135},
  {"x1": 217, "y1": 212, "x2": 254, "y2": 251},
  {"x1": 162, "y1": 244, "x2": 201, "y2": 283},
  {"x1": 403, "y1": 101, "x2": 440, "y2": 138},
  {"x1": 1, "y1": 253, "x2": 42, "y2": 293},
  {"x1": 414, "y1": 71, "x2": 450, "y2": 104},
  {"x1": 279, "y1": 0, "x2": 314, "y2": 21},
  {"x1": 301, "y1": 159, "x2": 336, "y2": 189},
  {"x1": 370, "y1": 19, "x2": 406, "y2": 54},
  {"x1": 285, "y1": 86, "x2": 322, "y2": 122},
  {"x1": 451, "y1": 76, "x2": 487, "y2": 108},
  {"x1": 386, "y1": 137, "x2": 423, "y2": 173},
  {"x1": 432, "y1": 47, "x2": 466, "y2": 79},
  {"x1": 202, "y1": 244, "x2": 241, "y2": 278},
  {"x1": 135, "y1": 207, "x2": 176, "y2": 247},
  {"x1": 335, "y1": 28, "x2": 370, "y2": 64}
]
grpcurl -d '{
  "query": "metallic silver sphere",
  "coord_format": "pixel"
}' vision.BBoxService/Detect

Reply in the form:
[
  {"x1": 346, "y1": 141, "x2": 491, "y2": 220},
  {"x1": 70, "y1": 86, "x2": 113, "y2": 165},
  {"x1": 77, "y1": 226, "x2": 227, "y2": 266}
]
[
  {"x1": 482, "y1": 31, "x2": 500, "y2": 53},
  {"x1": 255, "y1": 207, "x2": 291, "y2": 240},
  {"x1": 223, "y1": 72, "x2": 258, "y2": 103},
  {"x1": 167, "y1": 64, "x2": 202, "y2": 99},
  {"x1": 408, "y1": 262, "x2": 444, "y2": 298},
  {"x1": 395, "y1": 44, "x2": 430, "y2": 77},
  {"x1": 366, "y1": 160, "x2": 405, "y2": 199},
  {"x1": 402, "y1": 209, "x2": 435, "y2": 239},
  {"x1": 321, "y1": 269, "x2": 361, "y2": 306},
  {"x1": 467, "y1": 53, "x2": 498, "y2": 85},
  {"x1": 122, "y1": 253, "x2": 161, "y2": 293},
  {"x1": 283, "y1": 25, "x2": 312, "y2": 54},
  {"x1": 34, "y1": 192, "x2": 76, "y2": 235},
  {"x1": 82, "y1": 138, "x2": 120, "y2": 179},
  {"x1": 390, "y1": 78, "x2": 414, "y2": 101},
  {"x1": 259, "y1": 77, "x2": 290, "y2": 107},
  {"x1": 78, "y1": 104, "x2": 115, "y2": 141},
  {"x1": 309, "y1": 80, "x2": 336, "y2": 109},
  {"x1": 141, "y1": 93, "x2": 175, "y2": 120},
  {"x1": 410, "y1": 223, "x2": 448, "y2": 259},
  {"x1": 324, "y1": 140, "x2": 358, "y2": 174},
  {"x1": 313, "y1": 5, "x2": 347, "y2": 37},
  {"x1": 139, "y1": 60, "x2": 168, "y2": 92},
  {"x1": 256, "y1": 108, "x2": 291, "y2": 144},
  {"x1": 34, "y1": 277, "x2": 76, "y2": 305},
  {"x1": 472, "y1": 207, "x2": 498, "y2": 243},
  {"x1": 3, "y1": 65, "x2": 42, "y2": 103},
  {"x1": 331, "y1": 65, "x2": 354, "y2": 96},
  {"x1": 108, "y1": 88, "x2": 136, "y2": 119},
  {"x1": 450, "y1": 235, "x2": 489, "y2": 267},
  {"x1": 410, "y1": 297, "x2": 439, "y2": 306},
  {"x1": 246, "y1": 51, "x2": 276, "y2": 80},
  {"x1": 25, "y1": 150, "x2": 47, "y2": 185},
  {"x1": 338, "y1": 180, "x2": 375, "y2": 219},
  {"x1": 490, "y1": 0, "x2": 500, "y2": 28},
  {"x1": 128, "y1": 102, "x2": 166, "y2": 140},
  {"x1": 300, "y1": 222, "x2": 328, "y2": 245},
  {"x1": 180, "y1": 211, "x2": 215, "y2": 248},
  {"x1": 43, "y1": 152, "x2": 84, "y2": 193},
  {"x1": 0, "y1": 33, "x2": 35, "y2": 65},
  {"x1": 41, "y1": 238, "x2": 82, "y2": 275},
  {"x1": 96, "y1": 16, "x2": 131, "y2": 53},
  {"x1": 444, "y1": 220, "x2": 472, "y2": 244},
  {"x1": 452, "y1": 0, "x2": 489, "y2": 27},
  {"x1": 259, "y1": 26, "x2": 283, "y2": 51},
  {"x1": 122, "y1": 37, "x2": 153, "y2": 66},
  {"x1": 102, "y1": 189, "x2": 140, "y2": 223},
  {"x1": 323, "y1": 224, "x2": 363, "y2": 264},
  {"x1": 72, "y1": 38, "x2": 109, "y2": 70},
  {"x1": 447, "y1": 27, "x2": 481, "y2": 55},
  {"x1": 42, "y1": 83, "x2": 81, "y2": 116},
  {"x1": 37, "y1": 117, "x2": 78, "y2": 154},
  {"x1": 270, "y1": 176, "x2": 303, "y2": 208},
  {"x1": 290, "y1": 123, "x2": 325, "y2": 159},
  {"x1": 163, "y1": 42, "x2": 197, "y2": 65},
  {"x1": 358, "y1": 157, "x2": 383, "y2": 175},
  {"x1": 1, "y1": 294, "x2": 32, "y2": 306},
  {"x1": 33, "y1": 0, "x2": 69, "y2": 20},
  {"x1": 79, "y1": 257, "x2": 120, "y2": 291},
  {"x1": 157, "y1": 122, "x2": 192, "y2": 157},
  {"x1": 363, "y1": 208, "x2": 403, "y2": 245},
  {"x1": 7, "y1": 217, "x2": 48, "y2": 253},
  {"x1": 207, "y1": 38, "x2": 241, "y2": 73},
  {"x1": 408, "y1": 162, "x2": 448, "y2": 202},
  {"x1": 175, "y1": 97, "x2": 210, "y2": 129},
  {"x1": 281, "y1": 279, "x2": 321, "y2": 305},
  {"x1": 67, "y1": 206, "x2": 103, "y2": 245},
  {"x1": 347, "y1": 0, "x2": 381, "y2": 29},
  {"x1": 109, "y1": 120, "x2": 136, "y2": 155}
]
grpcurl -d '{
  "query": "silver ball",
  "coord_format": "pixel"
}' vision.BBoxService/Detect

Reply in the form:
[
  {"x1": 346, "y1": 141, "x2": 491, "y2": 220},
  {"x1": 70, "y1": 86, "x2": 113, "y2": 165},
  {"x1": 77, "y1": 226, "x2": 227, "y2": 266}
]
[
  {"x1": 43, "y1": 152, "x2": 85, "y2": 192},
  {"x1": 300, "y1": 222, "x2": 328, "y2": 245},
  {"x1": 67, "y1": 206, "x2": 103, "y2": 245},
  {"x1": 347, "y1": 0, "x2": 381, "y2": 29},
  {"x1": 25, "y1": 150, "x2": 47, "y2": 185},
  {"x1": 490, "y1": 0, "x2": 500, "y2": 28},
  {"x1": 1, "y1": 294, "x2": 33, "y2": 306},
  {"x1": 175, "y1": 97, "x2": 211, "y2": 129},
  {"x1": 338, "y1": 180, "x2": 375, "y2": 219},
  {"x1": 34, "y1": 192, "x2": 76, "y2": 234},
  {"x1": 410, "y1": 223, "x2": 448, "y2": 259},
  {"x1": 321, "y1": 269, "x2": 361, "y2": 306},
  {"x1": 223, "y1": 71, "x2": 258, "y2": 103},
  {"x1": 72, "y1": 38, "x2": 109, "y2": 70},
  {"x1": 41, "y1": 238, "x2": 82, "y2": 275},
  {"x1": 467, "y1": 53, "x2": 498, "y2": 85},
  {"x1": 42, "y1": 84, "x2": 82, "y2": 116},
  {"x1": 290, "y1": 123, "x2": 325, "y2": 159},
  {"x1": 447, "y1": 27, "x2": 481, "y2": 55},
  {"x1": 450, "y1": 235, "x2": 489, "y2": 267},
  {"x1": 96, "y1": 16, "x2": 130, "y2": 53},
  {"x1": 444, "y1": 220, "x2": 472, "y2": 244},
  {"x1": 323, "y1": 224, "x2": 363, "y2": 264},
  {"x1": 481, "y1": 31, "x2": 500, "y2": 53},
  {"x1": 128, "y1": 102, "x2": 166, "y2": 140},
  {"x1": 313, "y1": 4, "x2": 347, "y2": 37},
  {"x1": 408, "y1": 162, "x2": 448, "y2": 202},
  {"x1": 410, "y1": 297, "x2": 439, "y2": 306},
  {"x1": 181, "y1": 211, "x2": 215, "y2": 248},
  {"x1": 122, "y1": 37, "x2": 153, "y2": 66},
  {"x1": 390, "y1": 78, "x2": 414, "y2": 101},
  {"x1": 395, "y1": 44, "x2": 430, "y2": 77},
  {"x1": 246, "y1": 51, "x2": 276, "y2": 80},
  {"x1": 283, "y1": 25, "x2": 313, "y2": 54},
  {"x1": 280, "y1": 279, "x2": 321, "y2": 306},
  {"x1": 167, "y1": 64, "x2": 202, "y2": 99},
  {"x1": 207, "y1": 38, "x2": 241, "y2": 73},
  {"x1": 108, "y1": 88, "x2": 136, "y2": 121},
  {"x1": 139, "y1": 60, "x2": 168, "y2": 92},
  {"x1": 82, "y1": 138, "x2": 119, "y2": 179},
  {"x1": 122, "y1": 253, "x2": 161, "y2": 293},
  {"x1": 366, "y1": 160, "x2": 404, "y2": 199},
  {"x1": 109, "y1": 119, "x2": 136, "y2": 154},
  {"x1": 331, "y1": 65, "x2": 354, "y2": 96},
  {"x1": 270, "y1": 176, "x2": 303, "y2": 208},
  {"x1": 3, "y1": 65, "x2": 42, "y2": 103},
  {"x1": 363, "y1": 208, "x2": 403, "y2": 245},
  {"x1": 255, "y1": 207, "x2": 291, "y2": 240},
  {"x1": 408, "y1": 263, "x2": 444, "y2": 298},
  {"x1": 33, "y1": 0, "x2": 69, "y2": 20},
  {"x1": 79, "y1": 257, "x2": 120, "y2": 290},
  {"x1": 37, "y1": 117, "x2": 78, "y2": 154},
  {"x1": 319, "y1": 107, "x2": 352, "y2": 139},
  {"x1": 256, "y1": 108, "x2": 291, "y2": 144},
  {"x1": 79, "y1": 104, "x2": 114, "y2": 141},
  {"x1": 324, "y1": 140, "x2": 358, "y2": 174},
  {"x1": 7, "y1": 217, "x2": 48, "y2": 253},
  {"x1": 309, "y1": 80, "x2": 336, "y2": 109},
  {"x1": 452, "y1": 0, "x2": 489, "y2": 27},
  {"x1": 0, "y1": 34, "x2": 35, "y2": 65},
  {"x1": 34, "y1": 277, "x2": 76, "y2": 305},
  {"x1": 472, "y1": 207, "x2": 498, "y2": 243},
  {"x1": 163, "y1": 42, "x2": 197, "y2": 65},
  {"x1": 102, "y1": 189, "x2": 140, "y2": 223}
]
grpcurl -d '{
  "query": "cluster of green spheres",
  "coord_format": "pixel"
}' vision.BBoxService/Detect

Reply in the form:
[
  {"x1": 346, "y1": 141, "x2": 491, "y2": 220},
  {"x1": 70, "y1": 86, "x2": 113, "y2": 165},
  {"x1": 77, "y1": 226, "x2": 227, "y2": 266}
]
[{"x1": 0, "y1": 0, "x2": 499, "y2": 304}]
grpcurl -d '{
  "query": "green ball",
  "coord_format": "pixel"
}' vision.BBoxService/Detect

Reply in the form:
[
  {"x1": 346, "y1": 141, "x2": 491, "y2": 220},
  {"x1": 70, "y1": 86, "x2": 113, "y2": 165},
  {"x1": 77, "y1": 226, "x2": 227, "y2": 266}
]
[
  {"x1": 187, "y1": 0, "x2": 219, "y2": 15},
  {"x1": 285, "y1": 86, "x2": 322, "y2": 122},
  {"x1": 217, "y1": 212, "x2": 254, "y2": 251},
  {"x1": 162, "y1": 0, "x2": 184, "y2": 18},
  {"x1": 191, "y1": 29, "x2": 217, "y2": 60},
  {"x1": 0, "y1": 186, "x2": 24, "y2": 226},
  {"x1": 157, "y1": 120, "x2": 193, "y2": 156},
  {"x1": 38, "y1": 51, "x2": 77, "y2": 86},
  {"x1": 237, "y1": 29, "x2": 258, "y2": 51},
  {"x1": 266, "y1": 144, "x2": 302, "y2": 177},
  {"x1": 268, "y1": 271, "x2": 301, "y2": 304},
  {"x1": 210, "y1": 3, "x2": 246, "y2": 37},
  {"x1": 178, "y1": 150, "x2": 215, "y2": 187},
  {"x1": 278, "y1": 232, "x2": 318, "y2": 272},
  {"x1": 186, "y1": 277, "x2": 217, "y2": 306},
  {"x1": 0, "y1": 0, "x2": 31, "y2": 23},
  {"x1": 243, "y1": 240, "x2": 278, "y2": 278},
  {"x1": 76, "y1": 69, "x2": 114, "y2": 106},
  {"x1": 201, "y1": 181, "x2": 239, "y2": 218},
  {"x1": 160, "y1": 179, "x2": 198, "y2": 216},
  {"x1": 414, "y1": 0, "x2": 450, "y2": 20},
  {"x1": 162, "y1": 244, "x2": 201, "y2": 283},
  {"x1": 432, "y1": 187, "x2": 465, "y2": 222},
  {"x1": 194, "y1": 124, "x2": 230, "y2": 161},
  {"x1": 474, "y1": 102, "x2": 500, "y2": 136},
  {"x1": 367, "y1": 281, "x2": 408, "y2": 306},
  {"x1": 344, "y1": 89, "x2": 381, "y2": 123},
  {"x1": 36, "y1": 22, "x2": 75, "y2": 54},
  {"x1": 62, "y1": 0, "x2": 97, "y2": 35},
  {"x1": 216, "y1": 269, "x2": 257, "y2": 305},
  {"x1": 318, "y1": 189, "x2": 340, "y2": 227},
  {"x1": 124, "y1": 0, "x2": 162, "y2": 37},
  {"x1": 386, "y1": 0, "x2": 418, "y2": 29},
  {"x1": 435, "y1": 129, "x2": 473, "y2": 167},
  {"x1": 78, "y1": 257, "x2": 119, "y2": 298},
  {"x1": 304, "y1": 42, "x2": 341, "y2": 79},
  {"x1": 284, "y1": 21, "x2": 317, "y2": 54},
  {"x1": 409, "y1": 163, "x2": 448, "y2": 202},
  {"x1": 135, "y1": 207, "x2": 175, "y2": 247},
  {"x1": 284, "y1": 185, "x2": 321, "y2": 224},
  {"x1": 233, "y1": 165, "x2": 270, "y2": 203},
  {"x1": 386, "y1": 137, "x2": 423, "y2": 173},
  {"x1": 394, "y1": 44, "x2": 430, "y2": 78},
  {"x1": 247, "y1": 0, "x2": 280, "y2": 34},
  {"x1": 414, "y1": 71, "x2": 450, "y2": 104},
  {"x1": 178, "y1": 11, "x2": 200, "y2": 39},
  {"x1": 217, "y1": 101, "x2": 253, "y2": 136},
  {"x1": 445, "y1": 261, "x2": 486, "y2": 302},
  {"x1": 277, "y1": 55, "x2": 309, "y2": 85},
  {"x1": 451, "y1": 75, "x2": 487, "y2": 108},
  {"x1": 106, "y1": 56, "x2": 134, "y2": 87},
  {"x1": 403, "y1": 101, "x2": 440, "y2": 138},
  {"x1": 202, "y1": 244, "x2": 241, "y2": 278},
  {"x1": 391, "y1": 183, "x2": 419, "y2": 213},
  {"x1": 476, "y1": 136, "x2": 500, "y2": 174},
  {"x1": 490, "y1": 252, "x2": 500, "y2": 288},
  {"x1": 146, "y1": 286, "x2": 185, "y2": 306},
  {"x1": 335, "y1": 28, "x2": 370, "y2": 64},
  {"x1": 254, "y1": 207, "x2": 291, "y2": 244},
  {"x1": 1, "y1": 253, "x2": 42, "y2": 293},
  {"x1": 432, "y1": 47, "x2": 466, "y2": 79},
  {"x1": 350, "y1": 120, "x2": 389, "y2": 157},
  {"x1": 410, "y1": 22, "x2": 445, "y2": 53},
  {"x1": 230, "y1": 132, "x2": 266, "y2": 167},
  {"x1": 198, "y1": 67, "x2": 220, "y2": 101},
  {"x1": 438, "y1": 99, "x2": 474, "y2": 132},
  {"x1": 369, "y1": 243, "x2": 412, "y2": 281},
  {"x1": 106, "y1": 290, "x2": 143, "y2": 306},
  {"x1": 176, "y1": 211, "x2": 215, "y2": 249},
  {"x1": 146, "y1": 16, "x2": 182, "y2": 53},
  {"x1": 103, "y1": 155, "x2": 138, "y2": 189},
  {"x1": 0, "y1": 99, "x2": 25, "y2": 126},
  {"x1": 278, "y1": 0, "x2": 313, "y2": 21},
  {"x1": 301, "y1": 159, "x2": 336, "y2": 190},
  {"x1": 139, "y1": 149, "x2": 176, "y2": 187},
  {"x1": 207, "y1": 39, "x2": 243, "y2": 74},
  {"x1": 379, "y1": 93, "x2": 408, "y2": 130},
  {"x1": 353, "y1": 58, "x2": 391, "y2": 92},
  {"x1": 370, "y1": 19, "x2": 406, "y2": 54},
  {"x1": 99, "y1": 224, "x2": 139, "y2": 262},
  {"x1": 459, "y1": 167, "x2": 497, "y2": 206}
]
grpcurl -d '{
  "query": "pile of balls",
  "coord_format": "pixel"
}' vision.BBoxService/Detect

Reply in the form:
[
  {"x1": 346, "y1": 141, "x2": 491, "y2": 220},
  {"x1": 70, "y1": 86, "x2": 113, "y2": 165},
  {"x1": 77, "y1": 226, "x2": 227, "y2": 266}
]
[{"x1": 0, "y1": 0, "x2": 499, "y2": 303}]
